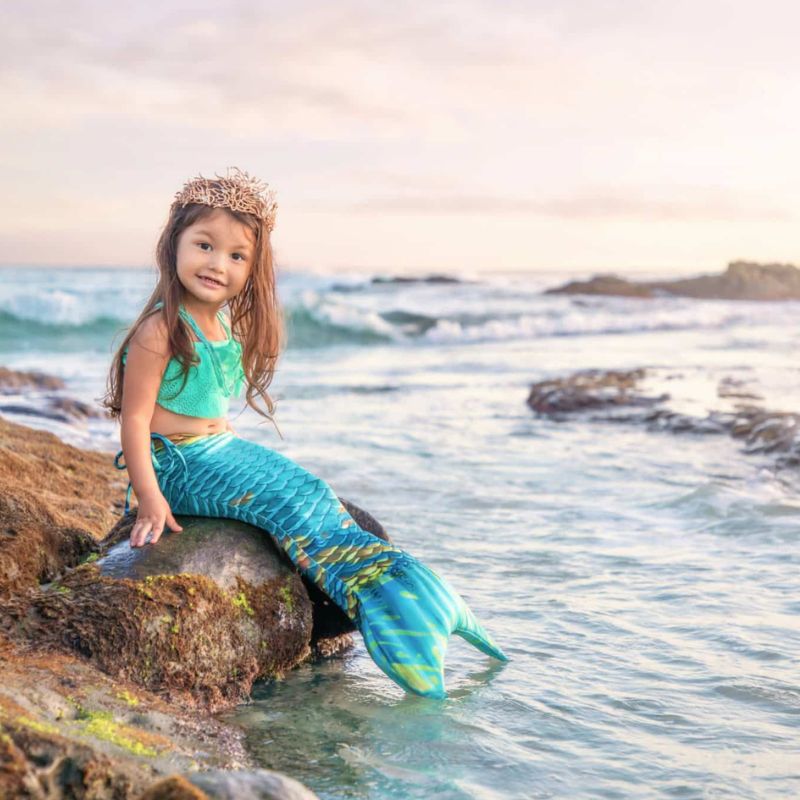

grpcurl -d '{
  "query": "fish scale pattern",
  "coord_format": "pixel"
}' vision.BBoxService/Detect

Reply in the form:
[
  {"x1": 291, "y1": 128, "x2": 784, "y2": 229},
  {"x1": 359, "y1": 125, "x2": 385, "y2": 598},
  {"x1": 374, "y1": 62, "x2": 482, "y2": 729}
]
[{"x1": 118, "y1": 431, "x2": 508, "y2": 698}]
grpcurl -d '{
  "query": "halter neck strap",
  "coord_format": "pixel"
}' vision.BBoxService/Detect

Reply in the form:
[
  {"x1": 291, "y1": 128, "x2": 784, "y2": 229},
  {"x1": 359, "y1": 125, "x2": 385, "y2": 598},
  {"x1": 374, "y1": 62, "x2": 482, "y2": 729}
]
[
  {"x1": 177, "y1": 304, "x2": 230, "y2": 346},
  {"x1": 151, "y1": 300, "x2": 229, "y2": 345},
  {"x1": 147, "y1": 300, "x2": 234, "y2": 393},
  {"x1": 217, "y1": 312, "x2": 232, "y2": 339}
]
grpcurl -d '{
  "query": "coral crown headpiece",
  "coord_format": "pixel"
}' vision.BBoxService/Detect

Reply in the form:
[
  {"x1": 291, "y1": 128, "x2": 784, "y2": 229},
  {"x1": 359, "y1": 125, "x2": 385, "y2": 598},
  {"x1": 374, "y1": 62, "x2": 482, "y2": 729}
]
[{"x1": 172, "y1": 167, "x2": 278, "y2": 232}]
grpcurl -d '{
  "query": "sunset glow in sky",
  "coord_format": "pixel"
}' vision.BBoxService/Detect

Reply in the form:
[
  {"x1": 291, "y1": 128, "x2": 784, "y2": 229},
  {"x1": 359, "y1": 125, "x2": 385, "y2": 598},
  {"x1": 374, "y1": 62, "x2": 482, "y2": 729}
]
[{"x1": 2, "y1": 0, "x2": 798, "y2": 274}]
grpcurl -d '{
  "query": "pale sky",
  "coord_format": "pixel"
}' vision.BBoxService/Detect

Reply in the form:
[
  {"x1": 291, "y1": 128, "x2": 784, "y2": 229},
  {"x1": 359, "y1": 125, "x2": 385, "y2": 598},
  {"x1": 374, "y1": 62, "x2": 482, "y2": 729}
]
[{"x1": 1, "y1": 0, "x2": 798, "y2": 274}]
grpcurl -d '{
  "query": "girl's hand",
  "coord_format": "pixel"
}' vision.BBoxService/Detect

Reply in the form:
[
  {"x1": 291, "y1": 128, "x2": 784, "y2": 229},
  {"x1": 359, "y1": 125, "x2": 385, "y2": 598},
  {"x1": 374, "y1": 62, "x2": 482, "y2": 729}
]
[{"x1": 129, "y1": 490, "x2": 183, "y2": 548}]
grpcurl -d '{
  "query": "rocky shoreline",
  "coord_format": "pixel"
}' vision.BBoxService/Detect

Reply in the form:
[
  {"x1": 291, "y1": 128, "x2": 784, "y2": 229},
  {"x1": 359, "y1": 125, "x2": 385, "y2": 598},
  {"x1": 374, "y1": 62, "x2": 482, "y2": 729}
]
[
  {"x1": 545, "y1": 261, "x2": 800, "y2": 301},
  {"x1": 0, "y1": 381, "x2": 391, "y2": 799}
]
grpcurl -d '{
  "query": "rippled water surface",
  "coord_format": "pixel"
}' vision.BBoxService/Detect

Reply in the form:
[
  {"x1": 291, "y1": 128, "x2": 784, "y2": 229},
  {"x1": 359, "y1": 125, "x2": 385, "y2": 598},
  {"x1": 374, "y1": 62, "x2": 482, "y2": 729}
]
[{"x1": 2, "y1": 266, "x2": 799, "y2": 798}]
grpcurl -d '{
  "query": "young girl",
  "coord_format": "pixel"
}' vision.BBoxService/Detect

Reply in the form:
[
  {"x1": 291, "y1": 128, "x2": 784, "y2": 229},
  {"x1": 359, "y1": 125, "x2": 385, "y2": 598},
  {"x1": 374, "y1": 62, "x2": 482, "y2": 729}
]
[{"x1": 104, "y1": 167, "x2": 507, "y2": 699}]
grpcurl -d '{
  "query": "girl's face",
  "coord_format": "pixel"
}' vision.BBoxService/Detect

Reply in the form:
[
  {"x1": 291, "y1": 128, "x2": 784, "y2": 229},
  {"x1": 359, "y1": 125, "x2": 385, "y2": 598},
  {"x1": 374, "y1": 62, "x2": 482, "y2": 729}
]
[{"x1": 175, "y1": 208, "x2": 255, "y2": 308}]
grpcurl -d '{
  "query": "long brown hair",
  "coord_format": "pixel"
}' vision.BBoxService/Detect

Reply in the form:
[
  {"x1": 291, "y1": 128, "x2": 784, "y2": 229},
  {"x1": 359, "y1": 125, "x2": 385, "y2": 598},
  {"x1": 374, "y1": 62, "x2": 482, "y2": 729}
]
[{"x1": 102, "y1": 202, "x2": 285, "y2": 434}]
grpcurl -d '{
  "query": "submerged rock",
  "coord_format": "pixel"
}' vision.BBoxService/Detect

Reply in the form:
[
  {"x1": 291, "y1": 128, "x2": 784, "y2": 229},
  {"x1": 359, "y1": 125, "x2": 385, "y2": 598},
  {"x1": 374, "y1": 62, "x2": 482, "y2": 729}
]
[{"x1": 546, "y1": 261, "x2": 800, "y2": 301}]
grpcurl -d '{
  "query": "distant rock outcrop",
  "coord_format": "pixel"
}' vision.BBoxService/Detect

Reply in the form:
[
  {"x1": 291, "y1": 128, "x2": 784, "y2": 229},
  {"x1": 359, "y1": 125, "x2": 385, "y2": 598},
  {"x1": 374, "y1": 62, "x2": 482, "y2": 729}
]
[
  {"x1": 371, "y1": 274, "x2": 464, "y2": 285},
  {"x1": 546, "y1": 261, "x2": 800, "y2": 301}
]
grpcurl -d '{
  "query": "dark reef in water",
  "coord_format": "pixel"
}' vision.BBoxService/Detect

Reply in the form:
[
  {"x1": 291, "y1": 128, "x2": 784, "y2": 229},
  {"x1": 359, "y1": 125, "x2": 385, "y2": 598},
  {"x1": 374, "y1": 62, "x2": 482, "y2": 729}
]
[
  {"x1": 527, "y1": 368, "x2": 800, "y2": 472},
  {"x1": 546, "y1": 261, "x2": 800, "y2": 301},
  {"x1": 525, "y1": 369, "x2": 667, "y2": 414}
]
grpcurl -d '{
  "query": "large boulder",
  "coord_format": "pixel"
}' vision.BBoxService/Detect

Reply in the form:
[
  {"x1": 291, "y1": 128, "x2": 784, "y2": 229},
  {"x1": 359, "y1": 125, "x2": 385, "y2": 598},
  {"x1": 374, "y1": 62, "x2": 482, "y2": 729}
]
[{"x1": 10, "y1": 526, "x2": 314, "y2": 711}]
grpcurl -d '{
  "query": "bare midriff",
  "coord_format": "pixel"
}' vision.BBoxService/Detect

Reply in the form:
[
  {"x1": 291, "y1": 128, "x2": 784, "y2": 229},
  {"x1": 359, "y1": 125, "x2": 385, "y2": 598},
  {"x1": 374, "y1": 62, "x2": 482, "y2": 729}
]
[
  {"x1": 146, "y1": 324, "x2": 234, "y2": 437},
  {"x1": 150, "y1": 402, "x2": 228, "y2": 437}
]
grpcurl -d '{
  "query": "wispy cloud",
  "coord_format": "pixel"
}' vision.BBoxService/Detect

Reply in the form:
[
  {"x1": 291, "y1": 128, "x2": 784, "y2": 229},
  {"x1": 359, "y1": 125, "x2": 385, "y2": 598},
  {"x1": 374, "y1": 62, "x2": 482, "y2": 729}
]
[
  {"x1": 353, "y1": 189, "x2": 792, "y2": 222},
  {"x1": 1, "y1": 0, "x2": 799, "y2": 271}
]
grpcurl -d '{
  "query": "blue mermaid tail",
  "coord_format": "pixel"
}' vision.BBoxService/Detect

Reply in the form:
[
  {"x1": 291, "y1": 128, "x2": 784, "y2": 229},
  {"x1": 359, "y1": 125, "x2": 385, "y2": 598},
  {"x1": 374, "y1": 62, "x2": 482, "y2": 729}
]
[{"x1": 115, "y1": 432, "x2": 508, "y2": 698}]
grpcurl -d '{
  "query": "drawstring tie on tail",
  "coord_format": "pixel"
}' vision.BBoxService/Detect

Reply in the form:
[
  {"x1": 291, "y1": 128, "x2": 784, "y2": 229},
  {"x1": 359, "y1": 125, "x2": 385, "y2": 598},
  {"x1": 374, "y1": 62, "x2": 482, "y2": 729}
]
[{"x1": 114, "y1": 433, "x2": 190, "y2": 514}]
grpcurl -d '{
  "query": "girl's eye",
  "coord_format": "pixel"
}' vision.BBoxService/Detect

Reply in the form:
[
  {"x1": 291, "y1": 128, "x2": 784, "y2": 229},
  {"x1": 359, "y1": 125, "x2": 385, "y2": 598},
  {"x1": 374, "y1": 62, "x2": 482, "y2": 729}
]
[
  {"x1": 198, "y1": 242, "x2": 211, "y2": 251},
  {"x1": 232, "y1": 253, "x2": 246, "y2": 262}
]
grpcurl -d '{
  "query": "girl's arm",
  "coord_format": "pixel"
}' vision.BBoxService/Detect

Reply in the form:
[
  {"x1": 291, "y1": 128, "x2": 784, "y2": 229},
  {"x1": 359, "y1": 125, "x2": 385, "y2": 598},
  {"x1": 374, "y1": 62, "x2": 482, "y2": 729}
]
[{"x1": 120, "y1": 313, "x2": 183, "y2": 547}]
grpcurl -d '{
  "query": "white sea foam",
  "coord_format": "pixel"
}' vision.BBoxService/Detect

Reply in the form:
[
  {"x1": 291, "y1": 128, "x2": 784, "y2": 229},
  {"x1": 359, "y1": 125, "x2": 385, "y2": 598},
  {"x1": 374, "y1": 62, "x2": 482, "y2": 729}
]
[{"x1": 298, "y1": 289, "x2": 402, "y2": 341}]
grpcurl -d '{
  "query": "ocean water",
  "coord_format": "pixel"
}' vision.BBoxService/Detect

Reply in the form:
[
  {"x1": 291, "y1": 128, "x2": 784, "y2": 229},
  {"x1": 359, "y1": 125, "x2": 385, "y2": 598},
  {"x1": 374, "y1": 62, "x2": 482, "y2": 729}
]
[{"x1": 1, "y1": 265, "x2": 799, "y2": 799}]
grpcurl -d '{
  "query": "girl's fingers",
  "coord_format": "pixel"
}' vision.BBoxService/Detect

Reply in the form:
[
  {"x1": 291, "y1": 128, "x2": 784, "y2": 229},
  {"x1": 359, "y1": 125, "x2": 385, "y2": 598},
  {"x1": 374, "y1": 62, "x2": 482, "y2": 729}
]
[
  {"x1": 130, "y1": 521, "x2": 151, "y2": 548},
  {"x1": 166, "y1": 512, "x2": 183, "y2": 532},
  {"x1": 130, "y1": 512, "x2": 181, "y2": 548}
]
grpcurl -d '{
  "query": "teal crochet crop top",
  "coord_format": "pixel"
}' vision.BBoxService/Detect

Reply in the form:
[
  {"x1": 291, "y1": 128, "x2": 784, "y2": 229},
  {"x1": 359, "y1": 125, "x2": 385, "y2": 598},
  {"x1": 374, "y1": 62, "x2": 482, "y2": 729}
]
[{"x1": 122, "y1": 303, "x2": 245, "y2": 419}]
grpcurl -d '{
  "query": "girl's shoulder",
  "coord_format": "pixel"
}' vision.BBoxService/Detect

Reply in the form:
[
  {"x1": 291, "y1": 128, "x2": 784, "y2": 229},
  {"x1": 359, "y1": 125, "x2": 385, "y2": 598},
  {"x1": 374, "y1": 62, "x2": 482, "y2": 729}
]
[{"x1": 129, "y1": 308, "x2": 170, "y2": 357}]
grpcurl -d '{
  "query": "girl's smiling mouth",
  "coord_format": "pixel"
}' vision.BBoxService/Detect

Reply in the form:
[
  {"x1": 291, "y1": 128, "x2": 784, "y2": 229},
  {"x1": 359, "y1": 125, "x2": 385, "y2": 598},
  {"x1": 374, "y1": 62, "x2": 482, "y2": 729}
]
[{"x1": 199, "y1": 275, "x2": 225, "y2": 288}]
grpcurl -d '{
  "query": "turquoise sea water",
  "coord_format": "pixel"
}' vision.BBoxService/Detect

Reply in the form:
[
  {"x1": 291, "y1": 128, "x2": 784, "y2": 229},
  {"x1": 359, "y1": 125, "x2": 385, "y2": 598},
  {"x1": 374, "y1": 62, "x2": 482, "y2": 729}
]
[{"x1": 2, "y1": 266, "x2": 799, "y2": 798}]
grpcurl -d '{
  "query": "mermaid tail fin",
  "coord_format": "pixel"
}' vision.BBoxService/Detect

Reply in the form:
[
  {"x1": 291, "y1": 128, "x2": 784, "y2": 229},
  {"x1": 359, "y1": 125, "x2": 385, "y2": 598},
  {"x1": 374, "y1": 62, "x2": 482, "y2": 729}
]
[
  {"x1": 454, "y1": 603, "x2": 509, "y2": 662},
  {"x1": 353, "y1": 554, "x2": 507, "y2": 699}
]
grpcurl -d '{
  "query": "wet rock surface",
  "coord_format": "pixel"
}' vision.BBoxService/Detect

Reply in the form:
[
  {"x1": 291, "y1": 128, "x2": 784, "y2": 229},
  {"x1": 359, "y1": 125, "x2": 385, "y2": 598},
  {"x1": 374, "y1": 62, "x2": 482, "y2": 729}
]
[
  {"x1": 0, "y1": 415, "x2": 123, "y2": 599},
  {"x1": 546, "y1": 261, "x2": 800, "y2": 301}
]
